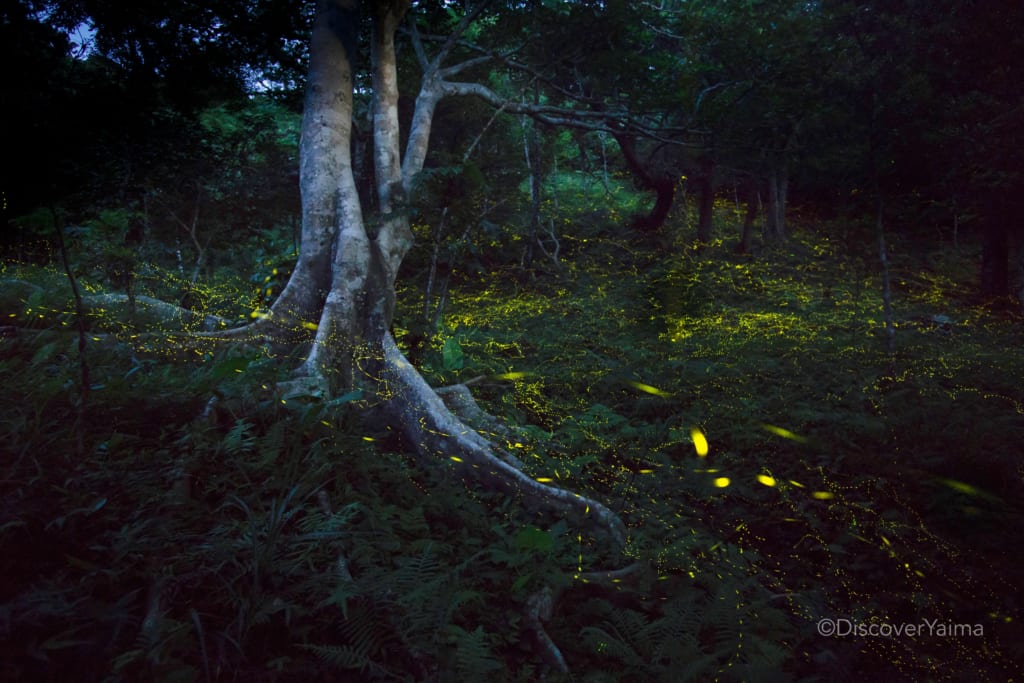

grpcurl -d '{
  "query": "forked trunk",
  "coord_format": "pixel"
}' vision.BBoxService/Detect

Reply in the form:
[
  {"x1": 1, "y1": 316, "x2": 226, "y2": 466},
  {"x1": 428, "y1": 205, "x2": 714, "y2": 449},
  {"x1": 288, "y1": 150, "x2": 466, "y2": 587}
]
[
  {"x1": 251, "y1": 0, "x2": 627, "y2": 547},
  {"x1": 153, "y1": 2, "x2": 628, "y2": 671}
]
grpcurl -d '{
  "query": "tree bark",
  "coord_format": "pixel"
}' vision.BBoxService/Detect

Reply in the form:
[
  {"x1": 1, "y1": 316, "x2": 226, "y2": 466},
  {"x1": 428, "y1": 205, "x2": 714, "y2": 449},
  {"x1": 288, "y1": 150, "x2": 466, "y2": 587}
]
[
  {"x1": 245, "y1": 0, "x2": 360, "y2": 343},
  {"x1": 612, "y1": 132, "x2": 676, "y2": 233},
  {"x1": 643, "y1": 176, "x2": 676, "y2": 233},
  {"x1": 695, "y1": 156, "x2": 715, "y2": 244}
]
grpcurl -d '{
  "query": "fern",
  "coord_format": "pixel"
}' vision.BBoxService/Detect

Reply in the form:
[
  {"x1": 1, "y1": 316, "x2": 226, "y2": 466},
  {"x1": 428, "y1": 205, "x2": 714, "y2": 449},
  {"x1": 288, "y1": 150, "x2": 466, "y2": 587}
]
[
  {"x1": 222, "y1": 418, "x2": 255, "y2": 455},
  {"x1": 447, "y1": 625, "x2": 502, "y2": 679},
  {"x1": 300, "y1": 643, "x2": 391, "y2": 678},
  {"x1": 381, "y1": 545, "x2": 452, "y2": 652},
  {"x1": 339, "y1": 605, "x2": 389, "y2": 668}
]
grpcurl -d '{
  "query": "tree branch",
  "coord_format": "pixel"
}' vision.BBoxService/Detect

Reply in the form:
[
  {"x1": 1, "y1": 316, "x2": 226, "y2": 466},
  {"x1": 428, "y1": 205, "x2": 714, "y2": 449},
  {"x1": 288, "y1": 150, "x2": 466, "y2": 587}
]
[
  {"x1": 429, "y1": 0, "x2": 495, "y2": 68},
  {"x1": 438, "y1": 54, "x2": 491, "y2": 79},
  {"x1": 437, "y1": 79, "x2": 706, "y2": 146},
  {"x1": 407, "y1": 14, "x2": 430, "y2": 70}
]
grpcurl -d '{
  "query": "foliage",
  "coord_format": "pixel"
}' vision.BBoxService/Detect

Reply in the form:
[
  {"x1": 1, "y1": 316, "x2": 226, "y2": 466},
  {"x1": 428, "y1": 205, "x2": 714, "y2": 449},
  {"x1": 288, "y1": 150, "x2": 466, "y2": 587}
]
[
  {"x1": 397, "y1": 208, "x2": 1024, "y2": 680},
  {"x1": 3, "y1": 198, "x2": 1024, "y2": 680}
]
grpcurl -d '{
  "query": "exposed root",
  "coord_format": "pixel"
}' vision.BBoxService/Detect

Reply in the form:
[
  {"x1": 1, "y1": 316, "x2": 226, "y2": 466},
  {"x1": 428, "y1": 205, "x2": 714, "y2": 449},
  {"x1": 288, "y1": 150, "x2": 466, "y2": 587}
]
[
  {"x1": 526, "y1": 562, "x2": 646, "y2": 675},
  {"x1": 83, "y1": 293, "x2": 228, "y2": 331},
  {"x1": 277, "y1": 372, "x2": 330, "y2": 401},
  {"x1": 190, "y1": 316, "x2": 272, "y2": 340},
  {"x1": 525, "y1": 586, "x2": 569, "y2": 674},
  {"x1": 436, "y1": 383, "x2": 525, "y2": 469},
  {"x1": 380, "y1": 332, "x2": 627, "y2": 547},
  {"x1": 576, "y1": 561, "x2": 645, "y2": 584}
]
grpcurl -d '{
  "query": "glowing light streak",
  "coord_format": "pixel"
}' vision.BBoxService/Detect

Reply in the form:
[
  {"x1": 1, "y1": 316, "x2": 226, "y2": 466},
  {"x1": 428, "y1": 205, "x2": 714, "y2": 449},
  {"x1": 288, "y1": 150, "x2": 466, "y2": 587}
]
[
  {"x1": 691, "y1": 428, "x2": 709, "y2": 456},
  {"x1": 493, "y1": 371, "x2": 530, "y2": 380},
  {"x1": 627, "y1": 380, "x2": 671, "y2": 397},
  {"x1": 937, "y1": 477, "x2": 999, "y2": 500},
  {"x1": 762, "y1": 423, "x2": 808, "y2": 443}
]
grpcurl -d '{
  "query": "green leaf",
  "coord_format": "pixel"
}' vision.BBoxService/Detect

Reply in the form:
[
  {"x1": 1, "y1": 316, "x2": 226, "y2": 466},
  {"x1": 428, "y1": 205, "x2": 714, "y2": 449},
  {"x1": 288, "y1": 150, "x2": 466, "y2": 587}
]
[
  {"x1": 442, "y1": 338, "x2": 464, "y2": 371},
  {"x1": 30, "y1": 341, "x2": 60, "y2": 366},
  {"x1": 514, "y1": 526, "x2": 554, "y2": 552},
  {"x1": 209, "y1": 356, "x2": 253, "y2": 380}
]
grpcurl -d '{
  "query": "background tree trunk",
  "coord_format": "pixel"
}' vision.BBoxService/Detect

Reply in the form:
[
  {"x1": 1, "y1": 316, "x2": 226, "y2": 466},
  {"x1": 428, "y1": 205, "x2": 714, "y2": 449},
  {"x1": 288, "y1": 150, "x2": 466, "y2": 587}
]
[
  {"x1": 736, "y1": 176, "x2": 758, "y2": 254},
  {"x1": 980, "y1": 198, "x2": 1009, "y2": 299},
  {"x1": 696, "y1": 156, "x2": 715, "y2": 244},
  {"x1": 613, "y1": 132, "x2": 676, "y2": 233},
  {"x1": 765, "y1": 165, "x2": 788, "y2": 242}
]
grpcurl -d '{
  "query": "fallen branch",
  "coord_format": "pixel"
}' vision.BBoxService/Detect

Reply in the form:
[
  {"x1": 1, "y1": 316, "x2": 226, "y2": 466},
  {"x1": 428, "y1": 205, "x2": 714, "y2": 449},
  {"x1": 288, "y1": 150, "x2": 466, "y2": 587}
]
[{"x1": 82, "y1": 293, "x2": 228, "y2": 332}]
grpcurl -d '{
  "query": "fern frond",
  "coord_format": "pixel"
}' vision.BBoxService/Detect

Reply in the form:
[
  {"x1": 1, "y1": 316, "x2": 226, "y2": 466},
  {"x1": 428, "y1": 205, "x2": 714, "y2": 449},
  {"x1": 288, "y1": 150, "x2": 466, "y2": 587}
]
[
  {"x1": 223, "y1": 418, "x2": 255, "y2": 455},
  {"x1": 447, "y1": 625, "x2": 502, "y2": 678},
  {"x1": 338, "y1": 604, "x2": 387, "y2": 665},
  {"x1": 300, "y1": 642, "x2": 389, "y2": 675}
]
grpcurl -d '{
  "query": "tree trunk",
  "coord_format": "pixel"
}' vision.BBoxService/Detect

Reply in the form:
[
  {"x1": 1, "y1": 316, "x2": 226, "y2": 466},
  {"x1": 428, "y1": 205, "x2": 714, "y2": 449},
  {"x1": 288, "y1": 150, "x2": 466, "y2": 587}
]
[
  {"x1": 735, "y1": 177, "x2": 758, "y2": 254},
  {"x1": 765, "y1": 171, "x2": 779, "y2": 241},
  {"x1": 523, "y1": 116, "x2": 543, "y2": 268},
  {"x1": 695, "y1": 156, "x2": 715, "y2": 244},
  {"x1": 980, "y1": 206, "x2": 1009, "y2": 299},
  {"x1": 876, "y1": 194, "x2": 896, "y2": 356},
  {"x1": 765, "y1": 163, "x2": 788, "y2": 242},
  {"x1": 778, "y1": 162, "x2": 789, "y2": 238},
  {"x1": 612, "y1": 132, "x2": 676, "y2": 233},
  {"x1": 644, "y1": 176, "x2": 676, "y2": 233},
  {"x1": 227, "y1": 0, "x2": 625, "y2": 547}
]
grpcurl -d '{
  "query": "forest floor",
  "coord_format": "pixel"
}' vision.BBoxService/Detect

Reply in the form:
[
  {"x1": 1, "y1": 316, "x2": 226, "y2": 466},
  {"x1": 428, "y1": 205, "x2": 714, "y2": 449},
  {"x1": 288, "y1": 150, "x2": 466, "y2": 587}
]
[{"x1": 2, "y1": 214, "x2": 1023, "y2": 681}]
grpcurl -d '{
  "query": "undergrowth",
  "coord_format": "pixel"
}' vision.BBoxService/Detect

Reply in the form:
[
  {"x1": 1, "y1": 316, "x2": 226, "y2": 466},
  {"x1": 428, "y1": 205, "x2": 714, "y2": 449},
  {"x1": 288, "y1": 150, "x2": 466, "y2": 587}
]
[{"x1": 2, "y1": 208, "x2": 1023, "y2": 681}]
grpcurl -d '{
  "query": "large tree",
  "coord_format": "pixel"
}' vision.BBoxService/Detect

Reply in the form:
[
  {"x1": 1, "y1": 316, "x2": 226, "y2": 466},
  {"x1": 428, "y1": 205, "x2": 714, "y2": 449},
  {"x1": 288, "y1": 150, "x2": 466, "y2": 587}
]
[{"x1": 220, "y1": 0, "x2": 626, "y2": 548}]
